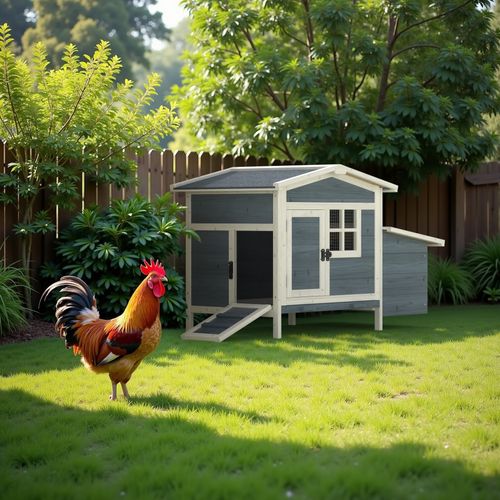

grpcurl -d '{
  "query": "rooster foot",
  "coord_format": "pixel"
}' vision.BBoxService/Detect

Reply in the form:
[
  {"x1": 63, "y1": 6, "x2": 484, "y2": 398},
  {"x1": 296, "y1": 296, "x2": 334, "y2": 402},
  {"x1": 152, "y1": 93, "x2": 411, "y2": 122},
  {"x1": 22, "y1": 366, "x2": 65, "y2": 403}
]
[
  {"x1": 121, "y1": 382, "x2": 130, "y2": 399},
  {"x1": 110, "y1": 382, "x2": 117, "y2": 401}
]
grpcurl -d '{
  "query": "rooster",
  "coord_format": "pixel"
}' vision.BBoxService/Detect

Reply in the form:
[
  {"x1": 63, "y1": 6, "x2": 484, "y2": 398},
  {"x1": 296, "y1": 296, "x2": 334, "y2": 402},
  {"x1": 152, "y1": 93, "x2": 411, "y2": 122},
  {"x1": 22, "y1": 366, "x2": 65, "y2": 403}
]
[{"x1": 40, "y1": 259, "x2": 167, "y2": 400}]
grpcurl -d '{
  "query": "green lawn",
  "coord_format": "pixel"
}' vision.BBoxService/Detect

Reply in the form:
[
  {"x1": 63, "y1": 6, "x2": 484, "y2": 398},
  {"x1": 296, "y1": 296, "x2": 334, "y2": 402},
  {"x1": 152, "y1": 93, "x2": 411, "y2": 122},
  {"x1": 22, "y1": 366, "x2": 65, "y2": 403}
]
[{"x1": 1, "y1": 305, "x2": 499, "y2": 499}]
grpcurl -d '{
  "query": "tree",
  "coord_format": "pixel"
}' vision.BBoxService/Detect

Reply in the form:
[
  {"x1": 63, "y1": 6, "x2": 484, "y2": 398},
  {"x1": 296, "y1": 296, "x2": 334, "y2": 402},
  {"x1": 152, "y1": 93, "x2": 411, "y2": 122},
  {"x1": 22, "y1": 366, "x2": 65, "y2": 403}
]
[
  {"x1": 0, "y1": 0, "x2": 33, "y2": 48},
  {"x1": 175, "y1": 0, "x2": 499, "y2": 187},
  {"x1": 22, "y1": 0, "x2": 168, "y2": 80},
  {"x1": 485, "y1": 0, "x2": 500, "y2": 158},
  {"x1": 0, "y1": 23, "x2": 179, "y2": 311},
  {"x1": 134, "y1": 18, "x2": 191, "y2": 147}
]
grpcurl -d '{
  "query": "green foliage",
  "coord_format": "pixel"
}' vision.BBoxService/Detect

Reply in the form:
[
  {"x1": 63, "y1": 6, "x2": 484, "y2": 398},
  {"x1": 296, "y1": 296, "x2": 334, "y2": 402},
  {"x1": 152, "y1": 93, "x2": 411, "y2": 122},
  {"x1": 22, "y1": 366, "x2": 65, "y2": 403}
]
[
  {"x1": 0, "y1": 262, "x2": 31, "y2": 335},
  {"x1": 484, "y1": 0, "x2": 500, "y2": 158},
  {"x1": 134, "y1": 18, "x2": 192, "y2": 148},
  {"x1": 41, "y1": 194, "x2": 196, "y2": 327},
  {"x1": 463, "y1": 235, "x2": 500, "y2": 298},
  {"x1": 175, "y1": 0, "x2": 499, "y2": 187},
  {"x1": 21, "y1": 0, "x2": 168, "y2": 80},
  {"x1": 484, "y1": 286, "x2": 500, "y2": 303},
  {"x1": 0, "y1": 22, "x2": 179, "y2": 310},
  {"x1": 428, "y1": 256, "x2": 474, "y2": 305}
]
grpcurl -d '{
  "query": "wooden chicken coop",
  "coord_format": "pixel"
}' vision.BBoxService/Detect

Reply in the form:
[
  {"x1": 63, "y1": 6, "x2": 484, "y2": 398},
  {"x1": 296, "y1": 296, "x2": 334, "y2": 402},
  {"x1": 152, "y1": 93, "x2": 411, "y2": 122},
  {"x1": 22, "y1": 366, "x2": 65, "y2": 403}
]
[{"x1": 172, "y1": 165, "x2": 444, "y2": 342}]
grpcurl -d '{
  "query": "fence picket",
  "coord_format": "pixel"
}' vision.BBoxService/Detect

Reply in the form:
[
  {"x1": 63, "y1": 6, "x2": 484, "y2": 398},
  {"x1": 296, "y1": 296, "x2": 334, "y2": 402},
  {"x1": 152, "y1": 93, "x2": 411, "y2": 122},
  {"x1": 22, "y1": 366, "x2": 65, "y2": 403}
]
[
  {"x1": 211, "y1": 153, "x2": 222, "y2": 172},
  {"x1": 150, "y1": 150, "x2": 162, "y2": 200},
  {"x1": 163, "y1": 150, "x2": 174, "y2": 193},
  {"x1": 234, "y1": 155, "x2": 246, "y2": 167},
  {"x1": 222, "y1": 154, "x2": 233, "y2": 169},
  {"x1": 187, "y1": 152, "x2": 199, "y2": 180},
  {"x1": 418, "y1": 179, "x2": 429, "y2": 235},
  {"x1": 137, "y1": 152, "x2": 149, "y2": 199},
  {"x1": 200, "y1": 152, "x2": 211, "y2": 176}
]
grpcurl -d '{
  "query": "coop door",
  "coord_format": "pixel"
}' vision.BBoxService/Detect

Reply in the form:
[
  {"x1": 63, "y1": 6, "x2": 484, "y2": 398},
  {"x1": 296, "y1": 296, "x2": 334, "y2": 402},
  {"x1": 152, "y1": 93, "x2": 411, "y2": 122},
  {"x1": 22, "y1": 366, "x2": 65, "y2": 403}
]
[
  {"x1": 287, "y1": 210, "x2": 328, "y2": 297},
  {"x1": 191, "y1": 230, "x2": 229, "y2": 307}
]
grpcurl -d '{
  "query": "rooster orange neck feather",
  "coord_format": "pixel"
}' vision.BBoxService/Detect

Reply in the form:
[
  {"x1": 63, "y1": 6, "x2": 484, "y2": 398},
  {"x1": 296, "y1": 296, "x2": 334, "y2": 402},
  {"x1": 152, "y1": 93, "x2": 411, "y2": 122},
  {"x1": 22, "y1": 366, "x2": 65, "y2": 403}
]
[{"x1": 116, "y1": 277, "x2": 160, "y2": 331}]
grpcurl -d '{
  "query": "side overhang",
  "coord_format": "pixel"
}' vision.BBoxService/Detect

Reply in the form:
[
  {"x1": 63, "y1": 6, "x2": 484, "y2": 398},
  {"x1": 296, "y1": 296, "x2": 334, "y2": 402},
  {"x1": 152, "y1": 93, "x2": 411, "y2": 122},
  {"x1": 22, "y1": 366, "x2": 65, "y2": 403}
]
[{"x1": 383, "y1": 226, "x2": 445, "y2": 247}]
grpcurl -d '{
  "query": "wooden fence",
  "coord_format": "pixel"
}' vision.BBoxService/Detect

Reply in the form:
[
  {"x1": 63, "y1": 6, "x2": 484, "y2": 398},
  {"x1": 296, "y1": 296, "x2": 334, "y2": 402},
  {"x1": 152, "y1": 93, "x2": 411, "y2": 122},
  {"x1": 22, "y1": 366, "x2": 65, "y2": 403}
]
[{"x1": 1, "y1": 142, "x2": 499, "y2": 294}]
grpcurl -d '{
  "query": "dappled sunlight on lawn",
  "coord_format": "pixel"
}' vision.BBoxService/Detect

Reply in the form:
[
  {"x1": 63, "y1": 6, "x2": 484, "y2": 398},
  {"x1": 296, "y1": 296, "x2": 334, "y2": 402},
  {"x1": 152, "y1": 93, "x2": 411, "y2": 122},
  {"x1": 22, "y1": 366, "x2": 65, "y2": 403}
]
[
  {"x1": 0, "y1": 305, "x2": 499, "y2": 497},
  {"x1": 0, "y1": 388, "x2": 499, "y2": 499}
]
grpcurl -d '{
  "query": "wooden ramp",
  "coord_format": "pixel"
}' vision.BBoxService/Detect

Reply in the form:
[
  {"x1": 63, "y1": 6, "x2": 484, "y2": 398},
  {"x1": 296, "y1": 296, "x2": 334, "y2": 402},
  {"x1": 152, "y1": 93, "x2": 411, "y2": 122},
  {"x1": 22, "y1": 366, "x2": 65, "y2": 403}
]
[{"x1": 182, "y1": 303, "x2": 272, "y2": 342}]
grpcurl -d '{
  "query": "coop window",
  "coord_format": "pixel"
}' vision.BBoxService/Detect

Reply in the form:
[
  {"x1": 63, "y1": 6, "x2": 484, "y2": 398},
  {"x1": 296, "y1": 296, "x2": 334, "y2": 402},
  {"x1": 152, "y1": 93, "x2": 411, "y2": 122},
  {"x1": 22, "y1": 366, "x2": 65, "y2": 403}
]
[{"x1": 328, "y1": 209, "x2": 361, "y2": 257}]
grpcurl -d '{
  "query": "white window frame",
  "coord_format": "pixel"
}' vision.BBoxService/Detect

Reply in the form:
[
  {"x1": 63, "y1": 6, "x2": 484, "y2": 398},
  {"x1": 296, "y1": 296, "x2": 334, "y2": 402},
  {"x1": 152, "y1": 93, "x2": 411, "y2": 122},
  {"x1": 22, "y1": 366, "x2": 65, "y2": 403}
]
[{"x1": 328, "y1": 208, "x2": 362, "y2": 258}]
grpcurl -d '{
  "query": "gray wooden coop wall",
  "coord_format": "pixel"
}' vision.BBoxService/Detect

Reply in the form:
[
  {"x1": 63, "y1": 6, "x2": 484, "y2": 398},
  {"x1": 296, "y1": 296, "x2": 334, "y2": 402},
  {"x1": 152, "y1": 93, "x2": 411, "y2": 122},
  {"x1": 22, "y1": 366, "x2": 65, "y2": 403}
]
[
  {"x1": 331, "y1": 211, "x2": 375, "y2": 295},
  {"x1": 191, "y1": 194, "x2": 273, "y2": 224},
  {"x1": 287, "y1": 177, "x2": 375, "y2": 203},
  {"x1": 383, "y1": 233, "x2": 428, "y2": 316}
]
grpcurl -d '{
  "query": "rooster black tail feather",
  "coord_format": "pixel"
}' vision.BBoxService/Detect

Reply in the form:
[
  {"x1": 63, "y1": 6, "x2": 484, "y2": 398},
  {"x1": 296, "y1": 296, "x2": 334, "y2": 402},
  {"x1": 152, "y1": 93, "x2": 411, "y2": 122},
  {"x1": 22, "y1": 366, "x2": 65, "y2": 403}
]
[{"x1": 40, "y1": 276, "x2": 96, "y2": 348}]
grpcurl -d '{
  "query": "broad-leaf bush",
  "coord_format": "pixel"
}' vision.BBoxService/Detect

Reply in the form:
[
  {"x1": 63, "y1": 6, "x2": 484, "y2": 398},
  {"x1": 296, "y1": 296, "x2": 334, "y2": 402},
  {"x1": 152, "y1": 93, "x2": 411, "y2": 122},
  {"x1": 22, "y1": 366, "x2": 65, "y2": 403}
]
[
  {"x1": 428, "y1": 256, "x2": 474, "y2": 305},
  {"x1": 41, "y1": 194, "x2": 196, "y2": 327},
  {"x1": 462, "y1": 236, "x2": 500, "y2": 300},
  {"x1": 0, "y1": 262, "x2": 31, "y2": 335}
]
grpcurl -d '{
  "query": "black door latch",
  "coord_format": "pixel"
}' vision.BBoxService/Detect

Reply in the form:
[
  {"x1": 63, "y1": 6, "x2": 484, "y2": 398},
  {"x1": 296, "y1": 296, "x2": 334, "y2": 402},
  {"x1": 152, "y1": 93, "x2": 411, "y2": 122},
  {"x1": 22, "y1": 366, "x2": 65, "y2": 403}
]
[
  {"x1": 228, "y1": 261, "x2": 234, "y2": 279},
  {"x1": 320, "y1": 249, "x2": 332, "y2": 261}
]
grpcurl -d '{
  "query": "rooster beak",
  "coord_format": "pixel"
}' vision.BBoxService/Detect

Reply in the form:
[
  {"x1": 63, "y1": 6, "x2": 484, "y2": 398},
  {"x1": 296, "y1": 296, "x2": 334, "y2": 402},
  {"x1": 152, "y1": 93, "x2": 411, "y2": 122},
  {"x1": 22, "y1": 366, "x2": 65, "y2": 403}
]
[{"x1": 162, "y1": 276, "x2": 168, "y2": 283}]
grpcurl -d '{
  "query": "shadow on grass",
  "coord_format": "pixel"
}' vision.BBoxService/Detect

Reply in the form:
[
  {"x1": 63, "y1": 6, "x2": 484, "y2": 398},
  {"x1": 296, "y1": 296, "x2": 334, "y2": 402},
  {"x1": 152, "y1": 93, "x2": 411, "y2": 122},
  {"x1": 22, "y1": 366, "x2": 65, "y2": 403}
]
[
  {"x1": 0, "y1": 389, "x2": 498, "y2": 499},
  {"x1": 0, "y1": 324, "x2": 409, "y2": 376},
  {"x1": 131, "y1": 393, "x2": 275, "y2": 424},
  {"x1": 230, "y1": 304, "x2": 500, "y2": 347},
  {"x1": 2, "y1": 305, "x2": 498, "y2": 377}
]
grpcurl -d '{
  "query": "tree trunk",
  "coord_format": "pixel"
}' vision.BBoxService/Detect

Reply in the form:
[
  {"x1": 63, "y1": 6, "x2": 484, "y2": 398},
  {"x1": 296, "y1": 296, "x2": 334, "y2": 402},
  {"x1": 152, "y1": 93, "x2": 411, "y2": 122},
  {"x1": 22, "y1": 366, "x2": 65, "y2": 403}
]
[
  {"x1": 20, "y1": 235, "x2": 33, "y2": 317},
  {"x1": 376, "y1": 15, "x2": 398, "y2": 112}
]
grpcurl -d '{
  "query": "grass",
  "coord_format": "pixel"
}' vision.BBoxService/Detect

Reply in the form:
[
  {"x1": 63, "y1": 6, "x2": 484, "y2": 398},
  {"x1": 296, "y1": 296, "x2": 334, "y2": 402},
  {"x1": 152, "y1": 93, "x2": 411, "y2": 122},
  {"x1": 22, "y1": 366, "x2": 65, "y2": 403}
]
[{"x1": 1, "y1": 305, "x2": 499, "y2": 499}]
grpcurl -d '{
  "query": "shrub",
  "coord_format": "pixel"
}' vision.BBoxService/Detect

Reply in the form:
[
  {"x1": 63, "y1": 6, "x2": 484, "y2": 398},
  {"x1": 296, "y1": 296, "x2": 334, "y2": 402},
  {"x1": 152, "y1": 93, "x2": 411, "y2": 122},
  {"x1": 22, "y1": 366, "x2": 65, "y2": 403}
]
[
  {"x1": 462, "y1": 236, "x2": 500, "y2": 300},
  {"x1": 428, "y1": 256, "x2": 474, "y2": 305},
  {"x1": 0, "y1": 24, "x2": 178, "y2": 312},
  {"x1": 484, "y1": 287, "x2": 500, "y2": 303},
  {"x1": 0, "y1": 262, "x2": 30, "y2": 335},
  {"x1": 41, "y1": 194, "x2": 196, "y2": 327}
]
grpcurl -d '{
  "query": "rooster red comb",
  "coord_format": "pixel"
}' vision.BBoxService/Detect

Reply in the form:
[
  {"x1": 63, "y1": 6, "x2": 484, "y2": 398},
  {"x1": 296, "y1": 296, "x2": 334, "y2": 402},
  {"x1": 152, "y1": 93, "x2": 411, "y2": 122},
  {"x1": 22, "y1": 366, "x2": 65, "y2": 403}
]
[{"x1": 140, "y1": 258, "x2": 166, "y2": 277}]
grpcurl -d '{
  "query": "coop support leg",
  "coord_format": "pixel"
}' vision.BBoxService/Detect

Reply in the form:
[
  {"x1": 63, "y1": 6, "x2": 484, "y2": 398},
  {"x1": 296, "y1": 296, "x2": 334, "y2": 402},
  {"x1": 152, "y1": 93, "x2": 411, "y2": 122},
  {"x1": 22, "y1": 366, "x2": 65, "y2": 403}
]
[
  {"x1": 273, "y1": 309, "x2": 282, "y2": 339},
  {"x1": 287, "y1": 313, "x2": 296, "y2": 326},
  {"x1": 374, "y1": 306, "x2": 383, "y2": 331},
  {"x1": 186, "y1": 309, "x2": 194, "y2": 330}
]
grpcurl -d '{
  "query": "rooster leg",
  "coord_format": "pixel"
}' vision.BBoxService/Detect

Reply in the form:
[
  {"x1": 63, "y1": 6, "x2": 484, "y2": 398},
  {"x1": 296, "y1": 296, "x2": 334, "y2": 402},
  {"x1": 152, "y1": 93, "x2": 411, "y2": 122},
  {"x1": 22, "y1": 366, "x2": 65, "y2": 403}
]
[
  {"x1": 110, "y1": 382, "x2": 117, "y2": 400},
  {"x1": 120, "y1": 382, "x2": 130, "y2": 399}
]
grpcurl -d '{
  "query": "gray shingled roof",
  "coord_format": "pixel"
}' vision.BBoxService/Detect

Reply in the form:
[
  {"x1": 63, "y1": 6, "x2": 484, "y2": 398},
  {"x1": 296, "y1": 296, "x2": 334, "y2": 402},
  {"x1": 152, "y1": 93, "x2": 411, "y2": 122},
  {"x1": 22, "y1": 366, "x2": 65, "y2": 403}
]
[{"x1": 173, "y1": 167, "x2": 322, "y2": 190}]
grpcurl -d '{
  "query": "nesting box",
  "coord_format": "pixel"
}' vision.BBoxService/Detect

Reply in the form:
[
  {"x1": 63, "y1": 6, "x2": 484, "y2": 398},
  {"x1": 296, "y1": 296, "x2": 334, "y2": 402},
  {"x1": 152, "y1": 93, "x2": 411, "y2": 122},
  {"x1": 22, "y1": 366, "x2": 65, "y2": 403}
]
[{"x1": 172, "y1": 165, "x2": 444, "y2": 341}]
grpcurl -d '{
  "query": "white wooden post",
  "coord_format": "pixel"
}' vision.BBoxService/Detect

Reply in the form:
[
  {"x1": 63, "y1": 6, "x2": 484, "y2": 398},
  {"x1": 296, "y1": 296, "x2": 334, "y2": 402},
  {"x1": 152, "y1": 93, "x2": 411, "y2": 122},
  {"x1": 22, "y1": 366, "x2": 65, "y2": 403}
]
[
  {"x1": 288, "y1": 312, "x2": 296, "y2": 326},
  {"x1": 272, "y1": 188, "x2": 286, "y2": 339},
  {"x1": 374, "y1": 306, "x2": 383, "y2": 331},
  {"x1": 374, "y1": 187, "x2": 383, "y2": 331},
  {"x1": 185, "y1": 193, "x2": 194, "y2": 330}
]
